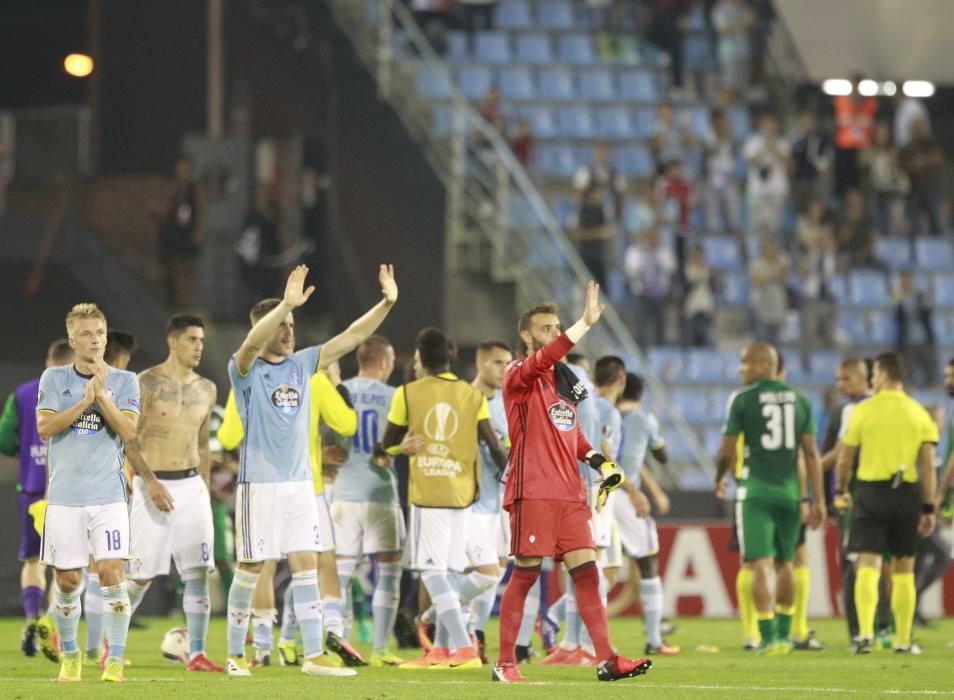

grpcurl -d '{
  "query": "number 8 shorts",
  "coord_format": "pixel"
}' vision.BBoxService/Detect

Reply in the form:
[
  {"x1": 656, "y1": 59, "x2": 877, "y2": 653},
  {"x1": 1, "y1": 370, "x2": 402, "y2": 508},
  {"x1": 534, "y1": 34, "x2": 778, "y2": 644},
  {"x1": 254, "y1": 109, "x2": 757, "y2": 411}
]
[{"x1": 41, "y1": 501, "x2": 130, "y2": 570}]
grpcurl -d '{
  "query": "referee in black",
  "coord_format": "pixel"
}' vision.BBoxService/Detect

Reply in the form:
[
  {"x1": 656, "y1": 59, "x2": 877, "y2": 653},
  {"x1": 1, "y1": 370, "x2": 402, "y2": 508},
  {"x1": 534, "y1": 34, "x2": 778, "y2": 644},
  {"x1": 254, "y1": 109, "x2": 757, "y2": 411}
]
[{"x1": 834, "y1": 352, "x2": 937, "y2": 655}]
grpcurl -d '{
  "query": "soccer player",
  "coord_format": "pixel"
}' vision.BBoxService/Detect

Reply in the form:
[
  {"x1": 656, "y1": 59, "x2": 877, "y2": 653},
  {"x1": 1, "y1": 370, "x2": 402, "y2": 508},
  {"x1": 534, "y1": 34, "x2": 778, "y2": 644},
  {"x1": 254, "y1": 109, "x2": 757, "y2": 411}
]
[
  {"x1": 714, "y1": 343, "x2": 825, "y2": 656},
  {"x1": 103, "y1": 330, "x2": 137, "y2": 370},
  {"x1": 224, "y1": 263, "x2": 396, "y2": 678},
  {"x1": 615, "y1": 372, "x2": 679, "y2": 656},
  {"x1": 0, "y1": 339, "x2": 73, "y2": 657},
  {"x1": 465, "y1": 341, "x2": 512, "y2": 664},
  {"x1": 493, "y1": 282, "x2": 650, "y2": 683},
  {"x1": 330, "y1": 335, "x2": 405, "y2": 666},
  {"x1": 36, "y1": 303, "x2": 141, "y2": 682},
  {"x1": 382, "y1": 327, "x2": 507, "y2": 670},
  {"x1": 835, "y1": 352, "x2": 937, "y2": 655},
  {"x1": 120, "y1": 314, "x2": 221, "y2": 671},
  {"x1": 592, "y1": 356, "x2": 626, "y2": 584}
]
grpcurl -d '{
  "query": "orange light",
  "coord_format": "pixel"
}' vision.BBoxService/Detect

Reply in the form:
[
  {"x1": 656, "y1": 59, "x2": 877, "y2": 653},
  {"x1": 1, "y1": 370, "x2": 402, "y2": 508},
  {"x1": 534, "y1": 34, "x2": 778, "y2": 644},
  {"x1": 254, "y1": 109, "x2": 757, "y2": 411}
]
[{"x1": 64, "y1": 53, "x2": 94, "y2": 78}]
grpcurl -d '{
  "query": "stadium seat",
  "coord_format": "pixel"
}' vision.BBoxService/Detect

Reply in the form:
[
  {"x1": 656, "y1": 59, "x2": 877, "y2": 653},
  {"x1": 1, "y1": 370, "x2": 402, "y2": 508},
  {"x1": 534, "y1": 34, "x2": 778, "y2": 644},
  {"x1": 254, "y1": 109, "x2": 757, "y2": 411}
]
[
  {"x1": 671, "y1": 388, "x2": 714, "y2": 424},
  {"x1": 810, "y1": 350, "x2": 844, "y2": 384},
  {"x1": 874, "y1": 237, "x2": 912, "y2": 269},
  {"x1": 915, "y1": 238, "x2": 954, "y2": 270},
  {"x1": 849, "y1": 271, "x2": 889, "y2": 306},
  {"x1": 684, "y1": 348, "x2": 725, "y2": 384},
  {"x1": 721, "y1": 271, "x2": 749, "y2": 305},
  {"x1": 557, "y1": 106, "x2": 595, "y2": 139},
  {"x1": 444, "y1": 31, "x2": 469, "y2": 62},
  {"x1": 495, "y1": 0, "x2": 532, "y2": 29},
  {"x1": 416, "y1": 67, "x2": 452, "y2": 99},
  {"x1": 456, "y1": 66, "x2": 493, "y2": 100},
  {"x1": 828, "y1": 274, "x2": 849, "y2": 305},
  {"x1": 619, "y1": 69, "x2": 661, "y2": 103},
  {"x1": 684, "y1": 33, "x2": 713, "y2": 71},
  {"x1": 499, "y1": 67, "x2": 535, "y2": 100},
  {"x1": 615, "y1": 144, "x2": 653, "y2": 178},
  {"x1": 647, "y1": 347, "x2": 684, "y2": 382},
  {"x1": 728, "y1": 106, "x2": 751, "y2": 142},
  {"x1": 682, "y1": 104, "x2": 712, "y2": 140},
  {"x1": 838, "y1": 309, "x2": 868, "y2": 343},
  {"x1": 633, "y1": 108, "x2": 658, "y2": 138},
  {"x1": 475, "y1": 32, "x2": 511, "y2": 64},
  {"x1": 595, "y1": 107, "x2": 634, "y2": 140},
  {"x1": 935, "y1": 313, "x2": 954, "y2": 345},
  {"x1": 557, "y1": 34, "x2": 596, "y2": 65},
  {"x1": 432, "y1": 106, "x2": 453, "y2": 136},
  {"x1": 538, "y1": 68, "x2": 576, "y2": 100},
  {"x1": 515, "y1": 34, "x2": 553, "y2": 64},
  {"x1": 537, "y1": 0, "x2": 575, "y2": 29},
  {"x1": 702, "y1": 235, "x2": 741, "y2": 270},
  {"x1": 536, "y1": 143, "x2": 577, "y2": 178},
  {"x1": 867, "y1": 309, "x2": 896, "y2": 345},
  {"x1": 578, "y1": 68, "x2": 616, "y2": 101},
  {"x1": 933, "y1": 273, "x2": 954, "y2": 308},
  {"x1": 549, "y1": 195, "x2": 578, "y2": 228},
  {"x1": 521, "y1": 105, "x2": 558, "y2": 138}
]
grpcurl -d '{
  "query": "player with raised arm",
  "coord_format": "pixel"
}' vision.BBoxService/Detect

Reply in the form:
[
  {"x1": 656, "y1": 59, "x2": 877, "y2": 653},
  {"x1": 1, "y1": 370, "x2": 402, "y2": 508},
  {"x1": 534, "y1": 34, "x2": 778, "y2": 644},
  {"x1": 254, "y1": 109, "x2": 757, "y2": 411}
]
[
  {"x1": 224, "y1": 264, "x2": 396, "y2": 678},
  {"x1": 714, "y1": 343, "x2": 826, "y2": 655},
  {"x1": 36, "y1": 304, "x2": 141, "y2": 683},
  {"x1": 493, "y1": 282, "x2": 651, "y2": 683},
  {"x1": 121, "y1": 314, "x2": 221, "y2": 672}
]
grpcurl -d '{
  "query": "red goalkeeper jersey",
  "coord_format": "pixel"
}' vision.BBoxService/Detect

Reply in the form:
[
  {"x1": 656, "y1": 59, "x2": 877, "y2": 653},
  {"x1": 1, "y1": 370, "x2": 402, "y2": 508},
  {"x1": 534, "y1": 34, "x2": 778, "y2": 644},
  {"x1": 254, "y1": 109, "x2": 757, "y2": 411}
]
[{"x1": 502, "y1": 333, "x2": 594, "y2": 508}]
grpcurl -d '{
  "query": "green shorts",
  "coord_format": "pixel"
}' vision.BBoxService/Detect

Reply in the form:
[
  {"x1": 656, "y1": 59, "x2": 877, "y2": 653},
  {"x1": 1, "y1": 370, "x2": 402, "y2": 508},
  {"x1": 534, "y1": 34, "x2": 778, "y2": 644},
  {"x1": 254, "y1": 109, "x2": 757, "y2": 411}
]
[
  {"x1": 737, "y1": 497, "x2": 800, "y2": 563},
  {"x1": 212, "y1": 502, "x2": 235, "y2": 563}
]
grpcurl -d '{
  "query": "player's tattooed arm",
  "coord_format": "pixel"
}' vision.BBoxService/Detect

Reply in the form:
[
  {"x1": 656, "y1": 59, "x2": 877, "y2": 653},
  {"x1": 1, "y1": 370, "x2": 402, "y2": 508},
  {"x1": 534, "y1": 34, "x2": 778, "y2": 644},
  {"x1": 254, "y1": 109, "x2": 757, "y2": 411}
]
[
  {"x1": 319, "y1": 264, "x2": 398, "y2": 370},
  {"x1": 197, "y1": 380, "x2": 217, "y2": 488}
]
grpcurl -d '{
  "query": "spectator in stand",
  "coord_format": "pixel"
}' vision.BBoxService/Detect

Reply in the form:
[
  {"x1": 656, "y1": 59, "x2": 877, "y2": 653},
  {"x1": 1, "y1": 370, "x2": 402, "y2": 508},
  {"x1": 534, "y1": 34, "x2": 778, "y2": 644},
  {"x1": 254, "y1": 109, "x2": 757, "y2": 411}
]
[
  {"x1": 411, "y1": 0, "x2": 453, "y2": 55},
  {"x1": 159, "y1": 153, "x2": 203, "y2": 310},
  {"x1": 657, "y1": 158, "x2": 695, "y2": 278},
  {"x1": 833, "y1": 73, "x2": 877, "y2": 198},
  {"x1": 836, "y1": 189, "x2": 888, "y2": 273},
  {"x1": 703, "y1": 108, "x2": 742, "y2": 236},
  {"x1": 682, "y1": 244, "x2": 716, "y2": 346},
  {"x1": 795, "y1": 197, "x2": 830, "y2": 249},
  {"x1": 743, "y1": 112, "x2": 791, "y2": 241},
  {"x1": 475, "y1": 86, "x2": 505, "y2": 150},
  {"x1": 624, "y1": 226, "x2": 676, "y2": 346},
  {"x1": 646, "y1": 0, "x2": 694, "y2": 92},
  {"x1": 585, "y1": 0, "x2": 635, "y2": 62},
  {"x1": 893, "y1": 271, "x2": 936, "y2": 386},
  {"x1": 899, "y1": 118, "x2": 945, "y2": 237},
  {"x1": 573, "y1": 144, "x2": 627, "y2": 229},
  {"x1": 790, "y1": 111, "x2": 833, "y2": 212},
  {"x1": 712, "y1": 0, "x2": 754, "y2": 92},
  {"x1": 748, "y1": 238, "x2": 789, "y2": 344},
  {"x1": 572, "y1": 183, "x2": 615, "y2": 287},
  {"x1": 236, "y1": 186, "x2": 282, "y2": 301},
  {"x1": 623, "y1": 177, "x2": 660, "y2": 239},
  {"x1": 510, "y1": 119, "x2": 534, "y2": 167},
  {"x1": 651, "y1": 101, "x2": 694, "y2": 172},
  {"x1": 798, "y1": 222, "x2": 838, "y2": 365},
  {"x1": 457, "y1": 0, "x2": 499, "y2": 48},
  {"x1": 864, "y1": 121, "x2": 908, "y2": 238},
  {"x1": 893, "y1": 90, "x2": 931, "y2": 149}
]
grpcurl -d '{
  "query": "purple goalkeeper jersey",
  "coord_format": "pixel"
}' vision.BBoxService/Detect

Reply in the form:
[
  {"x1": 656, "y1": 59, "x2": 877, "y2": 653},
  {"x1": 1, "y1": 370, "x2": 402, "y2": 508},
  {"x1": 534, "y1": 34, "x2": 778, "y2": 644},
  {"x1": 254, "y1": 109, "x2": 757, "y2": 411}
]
[{"x1": 16, "y1": 378, "x2": 47, "y2": 494}]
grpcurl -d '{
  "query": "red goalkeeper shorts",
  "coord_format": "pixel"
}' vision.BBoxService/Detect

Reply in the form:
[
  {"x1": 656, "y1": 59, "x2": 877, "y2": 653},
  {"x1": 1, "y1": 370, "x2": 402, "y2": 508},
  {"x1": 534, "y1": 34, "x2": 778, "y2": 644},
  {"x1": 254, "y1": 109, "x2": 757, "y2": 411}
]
[{"x1": 506, "y1": 499, "x2": 595, "y2": 561}]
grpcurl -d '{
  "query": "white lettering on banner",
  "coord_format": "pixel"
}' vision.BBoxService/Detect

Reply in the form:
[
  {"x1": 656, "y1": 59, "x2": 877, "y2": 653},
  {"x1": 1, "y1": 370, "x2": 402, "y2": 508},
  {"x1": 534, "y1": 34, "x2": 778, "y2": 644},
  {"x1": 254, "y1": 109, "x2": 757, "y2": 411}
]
[
  {"x1": 805, "y1": 528, "x2": 834, "y2": 617},
  {"x1": 661, "y1": 528, "x2": 733, "y2": 617}
]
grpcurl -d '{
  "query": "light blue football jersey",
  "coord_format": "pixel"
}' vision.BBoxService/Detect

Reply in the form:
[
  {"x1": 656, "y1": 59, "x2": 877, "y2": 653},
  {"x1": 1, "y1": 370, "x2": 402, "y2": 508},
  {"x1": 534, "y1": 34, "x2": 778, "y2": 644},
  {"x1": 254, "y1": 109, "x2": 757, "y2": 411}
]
[
  {"x1": 37, "y1": 365, "x2": 140, "y2": 506},
  {"x1": 332, "y1": 376, "x2": 398, "y2": 505},
  {"x1": 228, "y1": 345, "x2": 320, "y2": 484},
  {"x1": 593, "y1": 395, "x2": 622, "y2": 461},
  {"x1": 567, "y1": 364, "x2": 600, "y2": 488},
  {"x1": 472, "y1": 390, "x2": 508, "y2": 514},
  {"x1": 619, "y1": 408, "x2": 665, "y2": 488}
]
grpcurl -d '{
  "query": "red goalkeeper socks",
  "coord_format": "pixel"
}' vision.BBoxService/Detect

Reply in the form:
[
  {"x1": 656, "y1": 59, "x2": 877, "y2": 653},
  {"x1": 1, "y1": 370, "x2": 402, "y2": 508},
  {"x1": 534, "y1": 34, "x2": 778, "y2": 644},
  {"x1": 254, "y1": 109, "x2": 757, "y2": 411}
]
[
  {"x1": 570, "y1": 561, "x2": 614, "y2": 661},
  {"x1": 496, "y1": 565, "x2": 541, "y2": 666}
]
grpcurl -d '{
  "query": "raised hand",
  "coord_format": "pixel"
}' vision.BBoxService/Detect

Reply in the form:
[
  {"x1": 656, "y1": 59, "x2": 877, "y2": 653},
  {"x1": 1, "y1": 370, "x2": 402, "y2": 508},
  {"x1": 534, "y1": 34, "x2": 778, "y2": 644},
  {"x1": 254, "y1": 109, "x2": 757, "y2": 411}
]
[
  {"x1": 283, "y1": 265, "x2": 316, "y2": 309},
  {"x1": 581, "y1": 280, "x2": 605, "y2": 327},
  {"x1": 379, "y1": 264, "x2": 398, "y2": 304}
]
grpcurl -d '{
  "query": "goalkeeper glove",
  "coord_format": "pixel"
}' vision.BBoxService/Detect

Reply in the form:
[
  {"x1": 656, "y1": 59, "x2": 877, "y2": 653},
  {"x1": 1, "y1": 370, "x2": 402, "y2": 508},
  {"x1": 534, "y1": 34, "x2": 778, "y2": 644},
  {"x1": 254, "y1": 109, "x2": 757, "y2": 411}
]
[{"x1": 588, "y1": 454, "x2": 625, "y2": 513}]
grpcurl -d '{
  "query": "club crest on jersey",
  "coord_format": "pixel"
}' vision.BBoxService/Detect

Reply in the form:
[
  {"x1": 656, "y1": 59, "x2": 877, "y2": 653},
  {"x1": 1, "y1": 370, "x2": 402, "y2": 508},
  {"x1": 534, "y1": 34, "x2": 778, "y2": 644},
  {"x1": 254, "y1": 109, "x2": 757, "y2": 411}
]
[
  {"x1": 71, "y1": 409, "x2": 104, "y2": 435},
  {"x1": 271, "y1": 384, "x2": 301, "y2": 414},
  {"x1": 547, "y1": 401, "x2": 576, "y2": 432}
]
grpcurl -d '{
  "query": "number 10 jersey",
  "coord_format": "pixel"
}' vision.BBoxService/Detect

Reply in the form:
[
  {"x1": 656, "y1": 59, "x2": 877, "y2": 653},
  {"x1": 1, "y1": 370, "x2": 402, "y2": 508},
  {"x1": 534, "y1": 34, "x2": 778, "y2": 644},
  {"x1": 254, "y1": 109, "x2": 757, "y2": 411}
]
[{"x1": 334, "y1": 376, "x2": 398, "y2": 505}]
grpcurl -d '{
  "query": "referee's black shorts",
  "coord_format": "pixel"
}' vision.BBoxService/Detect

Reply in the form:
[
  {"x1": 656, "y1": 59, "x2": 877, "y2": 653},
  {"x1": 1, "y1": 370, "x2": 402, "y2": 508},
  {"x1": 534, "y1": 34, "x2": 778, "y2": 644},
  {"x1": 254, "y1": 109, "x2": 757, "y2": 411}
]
[{"x1": 847, "y1": 481, "x2": 920, "y2": 558}]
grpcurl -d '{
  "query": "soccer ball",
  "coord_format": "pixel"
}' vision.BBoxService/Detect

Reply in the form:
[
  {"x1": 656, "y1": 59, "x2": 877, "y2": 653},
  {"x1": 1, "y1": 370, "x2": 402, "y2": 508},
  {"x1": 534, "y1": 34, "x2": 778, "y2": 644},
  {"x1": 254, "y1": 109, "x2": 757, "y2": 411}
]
[{"x1": 160, "y1": 627, "x2": 189, "y2": 663}]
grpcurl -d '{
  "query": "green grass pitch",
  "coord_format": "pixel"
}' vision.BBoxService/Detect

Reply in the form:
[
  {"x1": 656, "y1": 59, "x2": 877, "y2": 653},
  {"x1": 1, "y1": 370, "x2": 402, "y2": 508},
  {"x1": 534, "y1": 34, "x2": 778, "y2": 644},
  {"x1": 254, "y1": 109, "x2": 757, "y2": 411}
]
[{"x1": 0, "y1": 617, "x2": 952, "y2": 698}]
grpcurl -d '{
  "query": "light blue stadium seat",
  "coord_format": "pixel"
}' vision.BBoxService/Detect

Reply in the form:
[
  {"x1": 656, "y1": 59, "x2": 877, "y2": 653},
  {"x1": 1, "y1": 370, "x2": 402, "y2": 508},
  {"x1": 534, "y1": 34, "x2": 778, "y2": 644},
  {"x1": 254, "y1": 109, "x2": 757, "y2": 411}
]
[
  {"x1": 671, "y1": 388, "x2": 713, "y2": 424},
  {"x1": 537, "y1": 0, "x2": 575, "y2": 29},
  {"x1": 633, "y1": 108, "x2": 658, "y2": 138},
  {"x1": 810, "y1": 350, "x2": 844, "y2": 384},
  {"x1": 475, "y1": 32, "x2": 511, "y2": 64},
  {"x1": 684, "y1": 33, "x2": 713, "y2": 70},
  {"x1": 456, "y1": 66, "x2": 493, "y2": 100},
  {"x1": 432, "y1": 106, "x2": 453, "y2": 136},
  {"x1": 684, "y1": 348, "x2": 725, "y2": 383},
  {"x1": 496, "y1": 0, "x2": 532, "y2": 29},
  {"x1": 619, "y1": 69, "x2": 660, "y2": 103},
  {"x1": 557, "y1": 34, "x2": 596, "y2": 65},
  {"x1": 558, "y1": 106, "x2": 595, "y2": 139},
  {"x1": 935, "y1": 313, "x2": 954, "y2": 345},
  {"x1": 595, "y1": 107, "x2": 634, "y2": 140},
  {"x1": 728, "y1": 106, "x2": 751, "y2": 142},
  {"x1": 550, "y1": 196, "x2": 577, "y2": 228},
  {"x1": 703, "y1": 427, "x2": 724, "y2": 456},
  {"x1": 416, "y1": 67, "x2": 452, "y2": 99},
  {"x1": 515, "y1": 34, "x2": 553, "y2": 64},
  {"x1": 536, "y1": 143, "x2": 577, "y2": 178},
  {"x1": 445, "y1": 31, "x2": 469, "y2": 62},
  {"x1": 828, "y1": 274, "x2": 848, "y2": 305},
  {"x1": 933, "y1": 273, "x2": 954, "y2": 308},
  {"x1": 668, "y1": 436, "x2": 694, "y2": 465},
  {"x1": 721, "y1": 271, "x2": 749, "y2": 304},
  {"x1": 578, "y1": 68, "x2": 615, "y2": 101},
  {"x1": 615, "y1": 144, "x2": 653, "y2": 178},
  {"x1": 849, "y1": 271, "x2": 889, "y2": 306},
  {"x1": 702, "y1": 235, "x2": 741, "y2": 270},
  {"x1": 682, "y1": 104, "x2": 712, "y2": 140},
  {"x1": 916, "y1": 238, "x2": 954, "y2": 270},
  {"x1": 538, "y1": 68, "x2": 575, "y2": 100},
  {"x1": 526, "y1": 230, "x2": 565, "y2": 268},
  {"x1": 522, "y1": 105, "x2": 558, "y2": 138},
  {"x1": 874, "y1": 237, "x2": 912, "y2": 269},
  {"x1": 868, "y1": 309, "x2": 896, "y2": 345},
  {"x1": 647, "y1": 347, "x2": 684, "y2": 382},
  {"x1": 838, "y1": 309, "x2": 868, "y2": 343},
  {"x1": 499, "y1": 67, "x2": 535, "y2": 100}
]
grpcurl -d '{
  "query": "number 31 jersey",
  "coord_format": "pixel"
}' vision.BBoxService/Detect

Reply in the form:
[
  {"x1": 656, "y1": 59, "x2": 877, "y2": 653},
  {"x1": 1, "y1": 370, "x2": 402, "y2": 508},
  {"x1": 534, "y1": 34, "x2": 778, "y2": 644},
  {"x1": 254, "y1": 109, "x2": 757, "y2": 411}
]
[
  {"x1": 333, "y1": 376, "x2": 398, "y2": 506},
  {"x1": 722, "y1": 378, "x2": 815, "y2": 502}
]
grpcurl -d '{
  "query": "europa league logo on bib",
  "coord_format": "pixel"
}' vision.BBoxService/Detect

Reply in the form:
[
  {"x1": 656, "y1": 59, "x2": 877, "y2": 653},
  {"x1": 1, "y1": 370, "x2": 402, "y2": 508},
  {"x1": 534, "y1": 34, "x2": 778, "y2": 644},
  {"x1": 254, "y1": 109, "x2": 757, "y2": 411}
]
[
  {"x1": 423, "y1": 402, "x2": 459, "y2": 442},
  {"x1": 271, "y1": 384, "x2": 301, "y2": 415}
]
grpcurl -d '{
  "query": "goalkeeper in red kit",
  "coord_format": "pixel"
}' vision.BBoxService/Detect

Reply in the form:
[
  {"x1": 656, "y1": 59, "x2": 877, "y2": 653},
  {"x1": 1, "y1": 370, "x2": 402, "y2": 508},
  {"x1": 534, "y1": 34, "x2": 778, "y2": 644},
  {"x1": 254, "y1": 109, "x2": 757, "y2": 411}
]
[{"x1": 493, "y1": 281, "x2": 652, "y2": 683}]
